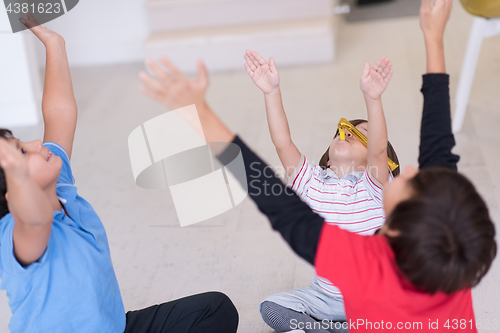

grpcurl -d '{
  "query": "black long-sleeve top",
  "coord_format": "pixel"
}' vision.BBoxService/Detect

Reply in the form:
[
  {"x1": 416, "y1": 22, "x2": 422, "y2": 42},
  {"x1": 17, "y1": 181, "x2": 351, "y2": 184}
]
[
  {"x1": 218, "y1": 73, "x2": 459, "y2": 265},
  {"x1": 419, "y1": 74, "x2": 460, "y2": 170}
]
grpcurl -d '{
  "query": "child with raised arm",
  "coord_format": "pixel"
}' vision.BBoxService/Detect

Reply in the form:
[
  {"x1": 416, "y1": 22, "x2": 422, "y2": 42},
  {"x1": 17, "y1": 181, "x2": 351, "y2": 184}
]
[
  {"x1": 0, "y1": 15, "x2": 238, "y2": 333},
  {"x1": 139, "y1": 0, "x2": 496, "y2": 331},
  {"x1": 243, "y1": 50, "x2": 398, "y2": 330}
]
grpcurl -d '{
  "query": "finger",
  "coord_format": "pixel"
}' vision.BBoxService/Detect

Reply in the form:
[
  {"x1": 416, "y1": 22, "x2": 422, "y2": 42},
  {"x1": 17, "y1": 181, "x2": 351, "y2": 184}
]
[
  {"x1": 145, "y1": 58, "x2": 174, "y2": 85},
  {"x1": 244, "y1": 54, "x2": 257, "y2": 71},
  {"x1": 139, "y1": 71, "x2": 165, "y2": 92},
  {"x1": 19, "y1": 15, "x2": 41, "y2": 30},
  {"x1": 421, "y1": 0, "x2": 431, "y2": 11},
  {"x1": 376, "y1": 57, "x2": 389, "y2": 74},
  {"x1": 159, "y1": 56, "x2": 184, "y2": 80},
  {"x1": 140, "y1": 85, "x2": 163, "y2": 103},
  {"x1": 27, "y1": 13, "x2": 40, "y2": 25},
  {"x1": 381, "y1": 62, "x2": 393, "y2": 77},
  {"x1": 0, "y1": 159, "x2": 7, "y2": 170},
  {"x1": 377, "y1": 59, "x2": 389, "y2": 76},
  {"x1": 248, "y1": 51, "x2": 261, "y2": 69},
  {"x1": 0, "y1": 142, "x2": 20, "y2": 168},
  {"x1": 362, "y1": 62, "x2": 371, "y2": 78},
  {"x1": 251, "y1": 50, "x2": 267, "y2": 66},
  {"x1": 27, "y1": 13, "x2": 40, "y2": 26},
  {"x1": 243, "y1": 52, "x2": 251, "y2": 64},
  {"x1": 443, "y1": 0, "x2": 453, "y2": 14},
  {"x1": 248, "y1": 52, "x2": 261, "y2": 68},
  {"x1": 385, "y1": 69, "x2": 394, "y2": 83},
  {"x1": 19, "y1": 17, "x2": 34, "y2": 28},
  {"x1": 244, "y1": 63, "x2": 254, "y2": 76},
  {"x1": 432, "y1": 0, "x2": 445, "y2": 11},
  {"x1": 372, "y1": 57, "x2": 383, "y2": 71},
  {"x1": 245, "y1": 49, "x2": 255, "y2": 63},
  {"x1": 196, "y1": 59, "x2": 209, "y2": 87},
  {"x1": 269, "y1": 57, "x2": 278, "y2": 74}
]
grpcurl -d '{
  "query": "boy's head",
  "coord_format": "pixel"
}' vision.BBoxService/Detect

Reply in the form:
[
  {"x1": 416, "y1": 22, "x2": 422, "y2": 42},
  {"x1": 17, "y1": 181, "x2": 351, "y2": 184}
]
[
  {"x1": 382, "y1": 166, "x2": 496, "y2": 294},
  {"x1": 0, "y1": 128, "x2": 62, "y2": 220},
  {"x1": 319, "y1": 119, "x2": 400, "y2": 177}
]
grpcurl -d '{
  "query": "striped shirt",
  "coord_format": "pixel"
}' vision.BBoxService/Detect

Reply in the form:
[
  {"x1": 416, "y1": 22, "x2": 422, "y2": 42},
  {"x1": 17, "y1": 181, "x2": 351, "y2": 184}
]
[{"x1": 287, "y1": 155, "x2": 389, "y2": 296}]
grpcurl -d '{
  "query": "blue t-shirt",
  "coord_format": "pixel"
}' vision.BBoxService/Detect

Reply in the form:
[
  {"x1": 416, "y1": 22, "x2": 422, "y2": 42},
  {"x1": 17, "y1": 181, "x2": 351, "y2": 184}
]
[{"x1": 0, "y1": 142, "x2": 125, "y2": 332}]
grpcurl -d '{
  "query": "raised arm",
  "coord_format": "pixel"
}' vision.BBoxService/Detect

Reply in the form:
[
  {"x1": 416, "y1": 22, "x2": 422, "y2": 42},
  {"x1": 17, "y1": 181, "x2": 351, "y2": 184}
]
[
  {"x1": 420, "y1": 0, "x2": 449, "y2": 74},
  {"x1": 360, "y1": 57, "x2": 393, "y2": 185},
  {"x1": 0, "y1": 139, "x2": 53, "y2": 266},
  {"x1": 21, "y1": 15, "x2": 77, "y2": 159},
  {"x1": 196, "y1": 103, "x2": 322, "y2": 265},
  {"x1": 140, "y1": 57, "x2": 323, "y2": 264},
  {"x1": 244, "y1": 51, "x2": 301, "y2": 176},
  {"x1": 418, "y1": 0, "x2": 459, "y2": 170}
]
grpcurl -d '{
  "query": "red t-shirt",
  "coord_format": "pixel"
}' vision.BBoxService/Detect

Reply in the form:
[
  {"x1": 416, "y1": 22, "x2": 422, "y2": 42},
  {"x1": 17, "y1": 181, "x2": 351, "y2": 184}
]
[{"x1": 315, "y1": 224, "x2": 477, "y2": 332}]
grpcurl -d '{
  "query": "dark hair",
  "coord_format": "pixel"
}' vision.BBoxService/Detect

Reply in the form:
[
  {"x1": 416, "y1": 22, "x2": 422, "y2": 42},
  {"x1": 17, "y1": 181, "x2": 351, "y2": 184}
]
[
  {"x1": 318, "y1": 119, "x2": 400, "y2": 177},
  {"x1": 386, "y1": 167, "x2": 497, "y2": 294},
  {"x1": 0, "y1": 129, "x2": 14, "y2": 220}
]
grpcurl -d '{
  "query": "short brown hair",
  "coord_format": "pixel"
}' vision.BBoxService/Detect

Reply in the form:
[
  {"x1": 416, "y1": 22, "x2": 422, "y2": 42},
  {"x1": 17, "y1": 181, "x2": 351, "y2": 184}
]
[
  {"x1": 0, "y1": 129, "x2": 14, "y2": 219},
  {"x1": 386, "y1": 167, "x2": 496, "y2": 294},
  {"x1": 318, "y1": 119, "x2": 400, "y2": 177}
]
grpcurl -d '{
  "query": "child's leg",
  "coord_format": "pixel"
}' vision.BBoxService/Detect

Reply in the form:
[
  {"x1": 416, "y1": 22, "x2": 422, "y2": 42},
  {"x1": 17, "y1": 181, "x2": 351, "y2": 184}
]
[
  {"x1": 260, "y1": 301, "x2": 346, "y2": 333},
  {"x1": 124, "y1": 292, "x2": 238, "y2": 333},
  {"x1": 260, "y1": 285, "x2": 347, "y2": 333},
  {"x1": 261, "y1": 301, "x2": 326, "y2": 332}
]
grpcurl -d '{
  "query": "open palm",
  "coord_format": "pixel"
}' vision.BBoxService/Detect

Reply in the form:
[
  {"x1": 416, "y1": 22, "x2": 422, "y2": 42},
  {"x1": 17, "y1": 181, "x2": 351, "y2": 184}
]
[
  {"x1": 244, "y1": 50, "x2": 279, "y2": 94},
  {"x1": 360, "y1": 57, "x2": 394, "y2": 100},
  {"x1": 139, "y1": 56, "x2": 209, "y2": 110},
  {"x1": 0, "y1": 139, "x2": 28, "y2": 179}
]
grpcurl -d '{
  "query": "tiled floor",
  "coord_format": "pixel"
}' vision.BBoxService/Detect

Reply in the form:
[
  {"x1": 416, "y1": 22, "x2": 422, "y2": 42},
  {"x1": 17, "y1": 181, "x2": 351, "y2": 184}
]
[{"x1": 1, "y1": 3, "x2": 499, "y2": 332}]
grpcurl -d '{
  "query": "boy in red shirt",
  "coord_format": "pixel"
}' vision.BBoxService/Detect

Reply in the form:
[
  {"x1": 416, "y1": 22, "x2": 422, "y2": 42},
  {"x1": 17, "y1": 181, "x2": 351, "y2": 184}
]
[{"x1": 139, "y1": 0, "x2": 496, "y2": 331}]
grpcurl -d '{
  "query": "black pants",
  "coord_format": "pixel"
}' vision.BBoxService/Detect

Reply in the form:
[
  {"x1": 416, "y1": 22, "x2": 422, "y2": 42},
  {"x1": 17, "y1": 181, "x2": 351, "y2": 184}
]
[{"x1": 124, "y1": 292, "x2": 238, "y2": 333}]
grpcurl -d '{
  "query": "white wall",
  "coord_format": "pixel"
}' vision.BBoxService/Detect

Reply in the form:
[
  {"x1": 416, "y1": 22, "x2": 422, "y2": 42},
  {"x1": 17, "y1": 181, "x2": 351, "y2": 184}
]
[
  {"x1": 38, "y1": 0, "x2": 150, "y2": 67},
  {"x1": 0, "y1": 8, "x2": 42, "y2": 127},
  {"x1": 1, "y1": 0, "x2": 149, "y2": 126}
]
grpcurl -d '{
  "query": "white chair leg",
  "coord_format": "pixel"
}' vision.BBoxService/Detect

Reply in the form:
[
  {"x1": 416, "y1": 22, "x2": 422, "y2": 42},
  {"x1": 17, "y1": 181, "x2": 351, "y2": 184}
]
[{"x1": 452, "y1": 17, "x2": 488, "y2": 133}]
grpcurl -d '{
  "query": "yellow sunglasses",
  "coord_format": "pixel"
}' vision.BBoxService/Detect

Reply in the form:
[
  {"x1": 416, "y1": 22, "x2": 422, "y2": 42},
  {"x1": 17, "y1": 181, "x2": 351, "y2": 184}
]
[{"x1": 337, "y1": 118, "x2": 399, "y2": 172}]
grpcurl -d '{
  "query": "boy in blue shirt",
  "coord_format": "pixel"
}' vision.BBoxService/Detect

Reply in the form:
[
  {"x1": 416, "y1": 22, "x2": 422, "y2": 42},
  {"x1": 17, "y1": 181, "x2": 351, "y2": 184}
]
[{"x1": 0, "y1": 15, "x2": 238, "y2": 333}]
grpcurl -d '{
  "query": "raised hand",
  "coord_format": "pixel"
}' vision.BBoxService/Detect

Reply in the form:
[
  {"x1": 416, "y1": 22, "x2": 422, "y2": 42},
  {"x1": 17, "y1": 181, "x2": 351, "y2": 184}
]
[
  {"x1": 19, "y1": 13, "x2": 63, "y2": 45},
  {"x1": 139, "y1": 57, "x2": 209, "y2": 110},
  {"x1": 244, "y1": 50, "x2": 279, "y2": 94},
  {"x1": 360, "y1": 57, "x2": 394, "y2": 101},
  {"x1": 0, "y1": 139, "x2": 28, "y2": 180},
  {"x1": 420, "y1": 0, "x2": 453, "y2": 41}
]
